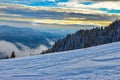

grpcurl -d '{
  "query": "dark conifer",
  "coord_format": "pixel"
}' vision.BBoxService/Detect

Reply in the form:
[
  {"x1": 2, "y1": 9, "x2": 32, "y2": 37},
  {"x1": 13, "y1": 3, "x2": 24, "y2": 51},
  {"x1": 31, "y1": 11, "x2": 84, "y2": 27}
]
[{"x1": 11, "y1": 51, "x2": 15, "y2": 58}]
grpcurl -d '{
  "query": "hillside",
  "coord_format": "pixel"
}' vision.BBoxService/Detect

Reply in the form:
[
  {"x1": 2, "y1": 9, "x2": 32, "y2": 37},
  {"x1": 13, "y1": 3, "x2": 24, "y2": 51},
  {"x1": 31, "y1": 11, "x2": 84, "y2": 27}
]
[
  {"x1": 42, "y1": 19, "x2": 120, "y2": 54},
  {"x1": 0, "y1": 42, "x2": 120, "y2": 80},
  {"x1": 0, "y1": 25, "x2": 64, "y2": 49}
]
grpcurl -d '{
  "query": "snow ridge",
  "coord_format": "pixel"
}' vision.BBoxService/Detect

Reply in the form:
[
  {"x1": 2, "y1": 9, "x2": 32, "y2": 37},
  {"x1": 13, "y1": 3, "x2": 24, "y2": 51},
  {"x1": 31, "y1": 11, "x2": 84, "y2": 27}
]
[{"x1": 0, "y1": 42, "x2": 120, "y2": 80}]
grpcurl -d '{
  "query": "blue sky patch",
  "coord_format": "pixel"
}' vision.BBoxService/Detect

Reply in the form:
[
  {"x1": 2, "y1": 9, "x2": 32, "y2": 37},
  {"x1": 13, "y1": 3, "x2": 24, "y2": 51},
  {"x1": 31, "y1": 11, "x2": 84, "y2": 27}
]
[
  {"x1": 81, "y1": 1, "x2": 94, "y2": 5},
  {"x1": 29, "y1": 2, "x2": 57, "y2": 7},
  {"x1": 99, "y1": 8, "x2": 120, "y2": 14},
  {"x1": 57, "y1": 0, "x2": 69, "y2": 2},
  {"x1": 0, "y1": 0, "x2": 69, "y2": 7}
]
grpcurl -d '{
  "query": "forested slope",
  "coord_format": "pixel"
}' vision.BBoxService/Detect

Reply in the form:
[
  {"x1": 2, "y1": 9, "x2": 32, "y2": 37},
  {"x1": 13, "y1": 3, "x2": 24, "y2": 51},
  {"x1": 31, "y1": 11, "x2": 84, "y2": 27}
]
[{"x1": 42, "y1": 19, "x2": 120, "y2": 54}]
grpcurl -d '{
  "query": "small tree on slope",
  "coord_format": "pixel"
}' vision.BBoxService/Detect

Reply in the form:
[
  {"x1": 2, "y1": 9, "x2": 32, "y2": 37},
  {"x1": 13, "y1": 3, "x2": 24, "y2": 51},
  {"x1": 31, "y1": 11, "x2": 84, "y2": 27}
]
[{"x1": 11, "y1": 51, "x2": 15, "y2": 58}]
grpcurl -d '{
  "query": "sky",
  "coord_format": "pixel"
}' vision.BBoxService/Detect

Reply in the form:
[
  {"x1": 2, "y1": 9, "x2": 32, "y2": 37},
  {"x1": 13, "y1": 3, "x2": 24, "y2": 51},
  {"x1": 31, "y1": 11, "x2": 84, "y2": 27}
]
[
  {"x1": 0, "y1": 0, "x2": 120, "y2": 26},
  {"x1": 0, "y1": 0, "x2": 120, "y2": 14}
]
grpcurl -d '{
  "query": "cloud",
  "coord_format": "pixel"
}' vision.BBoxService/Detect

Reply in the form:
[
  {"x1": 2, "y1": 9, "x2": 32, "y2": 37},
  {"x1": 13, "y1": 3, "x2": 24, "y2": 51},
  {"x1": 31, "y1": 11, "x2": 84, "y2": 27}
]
[
  {"x1": 88, "y1": 1, "x2": 120, "y2": 10},
  {"x1": 47, "y1": 0, "x2": 56, "y2": 2},
  {"x1": 58, "y1": 0, "x2": 120, "y2": 15},
  {"x1": 46, "y1": 38, "x2": 55, "y2": 46},
  {"x1": 0, "y1": 40, "x2": 48, "y2": 59},
  {"x1": 0, "y1": 1, "x2": 120, "y2": 16},
  {"x1": 0, "y1": 3, "x2": 119, "y2": 16},
  {"x1": 0, "y1": 3, "x2": 119, "y2": 26},
  {"x1": 58, "y1": 1, "x2": 120, "y2": 10},
  {"x1": 0, "y1": 40, "x2": 22, "y2": 58}
]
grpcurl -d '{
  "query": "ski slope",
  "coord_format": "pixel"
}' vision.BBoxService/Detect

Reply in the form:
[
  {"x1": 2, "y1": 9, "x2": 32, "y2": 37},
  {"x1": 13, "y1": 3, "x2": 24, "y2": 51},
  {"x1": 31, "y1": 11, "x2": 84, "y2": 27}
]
[{"x1": 0, "y1": 42, "x2": 120, "y2": 80}]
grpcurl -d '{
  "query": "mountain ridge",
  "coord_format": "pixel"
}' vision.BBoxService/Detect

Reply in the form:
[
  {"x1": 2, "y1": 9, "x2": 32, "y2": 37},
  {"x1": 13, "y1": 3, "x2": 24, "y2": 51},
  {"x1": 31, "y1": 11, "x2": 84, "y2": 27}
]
[
  {"x1": 0, "y1": 25, "x2": 64, "y2": 49},
  {"x1": 42, "y1": 19, "x2": 120, "y2": 54}
]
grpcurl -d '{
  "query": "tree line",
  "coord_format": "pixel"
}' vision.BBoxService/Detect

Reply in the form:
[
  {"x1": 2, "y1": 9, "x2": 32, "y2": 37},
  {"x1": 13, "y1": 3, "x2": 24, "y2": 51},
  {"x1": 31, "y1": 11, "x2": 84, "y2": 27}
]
[{"x1": 42, "y1": 19, "x2": 120, "y2": 54}]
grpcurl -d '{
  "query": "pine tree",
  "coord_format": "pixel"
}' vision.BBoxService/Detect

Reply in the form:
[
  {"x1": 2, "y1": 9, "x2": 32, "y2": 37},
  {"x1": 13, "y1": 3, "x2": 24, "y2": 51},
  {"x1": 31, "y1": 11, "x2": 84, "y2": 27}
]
[{"x1": 11, "y1": 51, "x2": 15, "y2": 58}]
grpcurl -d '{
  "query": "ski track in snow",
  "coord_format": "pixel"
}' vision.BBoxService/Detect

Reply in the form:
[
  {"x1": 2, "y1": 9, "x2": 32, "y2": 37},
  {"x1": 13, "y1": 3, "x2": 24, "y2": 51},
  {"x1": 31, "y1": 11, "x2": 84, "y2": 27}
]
[{"x1": 0, "y1": 42, "x2": 120, "y2": 80}]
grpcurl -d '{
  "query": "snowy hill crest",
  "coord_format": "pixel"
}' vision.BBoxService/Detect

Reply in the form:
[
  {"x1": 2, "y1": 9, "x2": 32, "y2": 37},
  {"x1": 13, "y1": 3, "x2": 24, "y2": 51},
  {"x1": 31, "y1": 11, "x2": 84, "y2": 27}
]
[{"x1": 0, "y1": 42, "x2": 120, "y2": 80}]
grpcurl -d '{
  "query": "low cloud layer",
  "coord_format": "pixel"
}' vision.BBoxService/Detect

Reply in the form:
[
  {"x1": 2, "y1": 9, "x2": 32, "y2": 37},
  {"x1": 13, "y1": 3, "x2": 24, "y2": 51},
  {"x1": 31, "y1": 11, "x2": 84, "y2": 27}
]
[{"x1": 0, "y1": 40, "x2": 48, "y2": 59}]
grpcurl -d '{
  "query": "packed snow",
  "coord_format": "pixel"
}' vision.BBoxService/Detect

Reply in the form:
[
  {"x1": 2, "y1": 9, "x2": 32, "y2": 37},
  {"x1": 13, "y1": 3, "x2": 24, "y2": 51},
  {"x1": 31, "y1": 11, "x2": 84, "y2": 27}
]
[{"x1": 0, "y1": 42, "x2": 120, "y2": 80}]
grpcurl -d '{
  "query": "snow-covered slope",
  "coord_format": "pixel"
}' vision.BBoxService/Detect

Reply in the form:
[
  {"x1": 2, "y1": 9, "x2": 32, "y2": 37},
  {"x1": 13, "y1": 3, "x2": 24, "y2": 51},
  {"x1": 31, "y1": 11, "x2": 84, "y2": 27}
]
[{"x1": 0, "y1": 42, "x2": 120, "y2": 80}]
